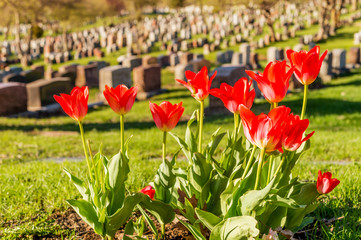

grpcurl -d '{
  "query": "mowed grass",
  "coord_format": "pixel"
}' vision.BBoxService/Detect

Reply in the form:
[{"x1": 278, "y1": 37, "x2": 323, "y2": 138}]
[{"x1": 2, "y1": 12, "x2": 361, "y2": 239}]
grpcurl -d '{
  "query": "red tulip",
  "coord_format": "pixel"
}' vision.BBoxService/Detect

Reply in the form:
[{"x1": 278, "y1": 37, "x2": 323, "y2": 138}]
[
  {"x1": 287, "y1": 46, "x2": 327, "y2": 85},
  {"x1": 149, "y1": 101, "x2": 184, "y2": 132},
  {"x1": 54, "y1": 86, "x2": 89, "y2": 122},
  {"x1": 316, "y1": 171, "x2": 340, "y2": 194},
  {"x1": 209, "y1": 78, "x2": 256, "y2": 114},
  {"x1": 282, "y1": 114, "x2": 315, "y2": 151},
  {"x1": 240, "y1": 105, "x2": 291, "y2": 153},
  {"x1": 176, "y1": 66, "x2": 217, "y2": 102},
  {"x1": 246, "y1": 61, "x2": 293, "y2": 103},
  {"x1": 140, "y1": 186, "x2": 155, "y2": 200},
  {"x1": 103, "y1": 85, "x2": 138, "y2": 115}
]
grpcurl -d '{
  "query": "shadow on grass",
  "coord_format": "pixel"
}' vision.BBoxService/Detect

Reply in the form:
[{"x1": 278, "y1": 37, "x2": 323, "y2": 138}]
[{"x1": 1, "y1": 97, "x2": 360, "y2": 133}]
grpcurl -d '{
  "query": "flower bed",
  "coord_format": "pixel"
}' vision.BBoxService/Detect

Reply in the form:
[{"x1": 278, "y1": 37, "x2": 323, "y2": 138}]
[{"x1": 54, "y1": 46, "x2": 339, "y2": 240}]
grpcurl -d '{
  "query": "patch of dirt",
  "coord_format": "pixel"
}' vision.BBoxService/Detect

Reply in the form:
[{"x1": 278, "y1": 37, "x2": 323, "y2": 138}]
[
  {"x1": 43, "y1": 208, "x2": 194, "y2": 240},
  {"x1": 29, "y1": 131, "x2": 78, "y2": 137}
]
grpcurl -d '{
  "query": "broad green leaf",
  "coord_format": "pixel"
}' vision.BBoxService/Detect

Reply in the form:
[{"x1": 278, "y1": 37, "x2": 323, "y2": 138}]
[
  {"x1": 123, "y1": 220, "x2": 135, "y2": 240},
  {"x1": 137, "y1": 205, "x2": 158, "y2": 238},
  {"x1": 286, "y1": 204, "x2": 319, "y2": 230},
  {"x1": 178, "y1": 218, "x2": 207, "y2": 240},
  {"x1": 195, "y1": 208, "x2": 222, "y2": 231},
  {"x1": 169, "y1": 132, "x2": 192, "y2": 162},
  {"x1": 189, "y1": 153, "x2": 212, "y2": 195},
  {"x1": 239, "y1": 178, "x2": 275, "y2": 216},
  {"x1": 106, "y1": 193, "x2": 145, "y2": 238},
  {"x1": 210, "y1": 216, "x2": 259, "y2": 240},
  {"x1": 206, "y1": 128, "x2": 226, "y2": 158},
  {"x1": 63, "y1": 168, "x2": 89, "y2": 201},
  {"x1": 67, "y1": 199, "x2": 104, "y2": 236},
  {"x1": 107, "y1": 152, "x2": 129, "y2": 214},
  {"x1": 154, "y1": 159, "x2": 176, "y2": 203},
  {"x1": 267, "y1": 194, "x2": 302, "y2": 209},
  {"x1": 138, "y1": 198, "x2": 175, "y2": 225}
]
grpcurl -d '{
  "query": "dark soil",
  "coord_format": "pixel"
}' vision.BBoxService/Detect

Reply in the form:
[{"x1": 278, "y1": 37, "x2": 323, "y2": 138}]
[{"x1": 45, "y1": 207, "x2": 194, "y2": 240}]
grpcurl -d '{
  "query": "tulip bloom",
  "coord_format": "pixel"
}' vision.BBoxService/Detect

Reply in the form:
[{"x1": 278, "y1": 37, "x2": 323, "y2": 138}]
[
  {"x1": 282, "y1": 114, "x2": 315, "y2": 151},
  {"x1": 149, "y1": 101, "x2": 184, "y2": 132},
  {"x1": 140, "y1": 186, "x2": 155, "y2": 200},
  {"x1": 103, "y1": 85, "x2": 138, "y2": 115},
  {"x1": 176, "y1": 66, "x2": 217, "y2": 102},
  {"x1": 286, "y1": 46, "x2": 327, "y2": 85},
  {"x1": 316, "y1": 171, "x2": 340, "y2": 194},
  {"x1": 209, "y1": 78, "x2": 256, "y2": 114},
  {"x1": 240, "y1": 105, "x2": 291, "y2": 153},
  {"x1": 54, "y1": 86, "x2": 89, "y2": 122},
  {"x1": 246, "y1": 61, "x2": 293, "y2": 104}
]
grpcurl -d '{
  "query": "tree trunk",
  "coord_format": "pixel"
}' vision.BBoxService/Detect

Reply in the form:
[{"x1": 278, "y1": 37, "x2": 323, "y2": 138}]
[
  {"x1": 14, "y1": 10, "x2": 23, "y2": 58},
  {"x1": 317, "y1": 0, "x2": 330, "y2": 40},
  {"x1": 352, "y1": 0, "x2": 358, "y2": 11}
]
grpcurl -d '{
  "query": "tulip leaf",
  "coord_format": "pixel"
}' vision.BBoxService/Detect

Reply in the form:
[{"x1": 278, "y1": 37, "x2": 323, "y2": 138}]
[
  {"x1": 137, "y1": 205, "x2": 158, "y2": 237},
  {"x1": 67, "y1": 199, "x2": 104, "y2": 236},
  {"x1": 138, "y1": 197, "x2": 175, "y2": 225},
  {"x1": 63, "y1": 168, "x2": 89, "y2": 201},
  {"x1": 106, "y1": 193, "x2": 144, "y2": 238},
  {"x1": 286, "y1": 204, "x2": 319, "y2": 230},
  {"x1": 177, "y1": 218, "x2": 207, "y2": 240},
  {"x1": 266, "y1": 194, "x2": 302, "y2": 209},
  {"x1": 239, "y1": 178, "x2": 275, "y2": 216},
  {"x1": 185, "y1": 110, "x2": 198, "y2": 153},
  {"x1": 169, "y1": 132, "x2": 192, "y2": 162},
  {"x1": 206, "y1": 128, "x2": 226, "y2": 158},
  {"x1": 195, "y1": 208, "x2": 222, "y2": 231},
  {"x1": 107, "y1": 152, "x2": 129, "y2": 214},
  {"x1": 123, "y1": 220, "x2": 135, "y2": 240},
  {"x1": 154, "y1": 159, "x2": 176, "y2": 204},
  {"x1": 210, "y1": 216, "x2": 259, "y2": 240},
  {"x1": 189, "y1": 153, "x2": 213, "y2": 196}
]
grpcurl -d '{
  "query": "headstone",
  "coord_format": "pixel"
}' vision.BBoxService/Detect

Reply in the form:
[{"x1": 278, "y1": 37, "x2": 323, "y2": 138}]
[
  {"x1": 231, "y1": 52, "x2": 243, "y2": 65},
  {"x1": 2, "y1": 73, "x2": 26, "y2": 83},
  {"x1": 250, "y1": 53, "x2": 260, "y2": 69},
  {"x1": 239, "y1": 43, "x2": 250, "y2": 65},
  {"x1": 180, "y1": 52, "x2": 194, "y2": 64},
  {"x1": 188, "y1": 59, "x2": 211, "y2": 73},
  {"x1": 347, "y1": 47, "x2": 360, "y2": 64},
  {"x1": 133, "y1": 65, "x2": 161, "y2": 93},
  {"x1": 27, "y1": 77, "x2": 73, "y2": 111},
  {"x1": 332, "y1": 49, "x2": 347, "y2": 74},
  {"x1": 75, "y1": 64, "x2": 99, "y2": 87},
  {"x1": 267, "y1": 47, "x2": 280, "y2": 62},
  {"x1": 99, "y1": 66, "x2": 131, "y2": 95},
  {"x1": 122, "y1": 56, "x2": 142, "y2": 70},
  {"x1": 209, "y1": 66, "x2": 249, "y2": 112},
  {"x1": 175, "y1": 63, "x2": 194, "y2": 81},
  {"x1": 143, "y1": 56, "x2": 158, "y2": 66},
  {"x1": 170, "y1": 54, "x2": 179, "y2": 66},
  {"x1": 0, "y1": 82, "x2": 27, "y2": 115},
  {"x1": 20, "y1": 70, "x2": 43, "y2": 83},
  {"x1": 157, "y1": 55, "x2": 170, "y2": 67},
  {"x1": 319, "y1": 52, "x2": 333, "y2": 82}
]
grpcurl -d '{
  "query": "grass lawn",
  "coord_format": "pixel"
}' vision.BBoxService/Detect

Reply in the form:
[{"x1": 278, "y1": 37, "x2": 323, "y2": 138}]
[{"x1": 1, "y1": 11, "x2": 361, "y2": 240}]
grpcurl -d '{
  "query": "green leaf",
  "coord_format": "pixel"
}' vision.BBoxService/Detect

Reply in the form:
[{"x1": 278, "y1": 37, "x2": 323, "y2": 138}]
[
  {"x1": 195, "y1": 208, "x2": 222, "y2": 231},
  {"x1": 267, "y1": 194, "x2": 303, "y2": 209},
  {"x1": 138, "y1": 198, "x2": 175, "y2": 225},
  {"x1": 107, "y1": 152, "x2": 129, "y2": 214},
  {"x1": 137, "y1": 205, "x2": 158, "y2": 238},
  {"x1": 106, "y1": 193, "x2": 145, "y2": 238},
  {"x1": 178, "y1": 217, "x2": 207, "y2": 240},
  {"x1": 63, "y1": 168, "x2": 89, "y2": 201},
  {"x1": 123, "y1": 220, "x2": 135, "y2": 240},
  {"x1": 154, "y1": 159, "x2": 176, "y2": 204},
  {"x1": 185, "y1": 110, "x2": 198, "y2": 153},
  {"x1": 189, "y1": 153, "x2": 212, "y2": 196},
  {"x1": 206, "y1": 128, "x2": 226, "y2": 158},
  {"x1": 210, "y1": 216, "x2": 259, "y2": 240},
  {"x1": 239, "y1": 178, "x2": 275, "y2": 216},
  {"x1": 67, "y1": 199, "x2": 104, "y2": 236},
  {"x1": 169, "y1": 132, "x2": 192, "y2": 162},
  {"x1": 286, "y1": 204, "x2": 319, "y2": 230}
]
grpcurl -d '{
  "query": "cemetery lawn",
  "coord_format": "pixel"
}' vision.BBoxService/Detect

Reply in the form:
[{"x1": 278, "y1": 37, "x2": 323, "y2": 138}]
[{"x1": 1, "y1": 67, "x2": 361, "y2": 238}]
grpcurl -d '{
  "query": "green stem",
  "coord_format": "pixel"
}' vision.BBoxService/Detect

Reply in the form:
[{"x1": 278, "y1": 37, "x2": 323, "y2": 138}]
[
  {"x1": 254, "y1": 148, "x2": 266, "y2": 190},
  {"x1": 120, "y1": 114, "x2": 125, "y2": 153},
  {"x1": 163, "y1": 131, "x2": 167, "y2": 161},
  {"x1": 270, "y1": 102, "x2": 278, "y2": 110},
  {"x1": 233, "y1": 113, "x2": 240, "y2": 144},
  {"x1": 242, "y1": 145, "x2": 257, "y2": 179},
  {"x1": 301, "y1": 84, "x2": 308, "y2": 120},
  {"x1": 87, "y1": 140, "x2": 98, "y2": 185},
  {"x1": 78, "y1": 121, "x2": 93, "y2": 181},
  {"x1": 161, "y1": 223, "x2": 165, "y2": 239},
  {"x1": 273, "y1": 151, "x2": 287, "y2": 179},
  {"x1": 198, "y1": 100, "x2": 204, "y2": 153},
  {"x1": 266, "y1": 156, "x2": 273, "y2": 185}
]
